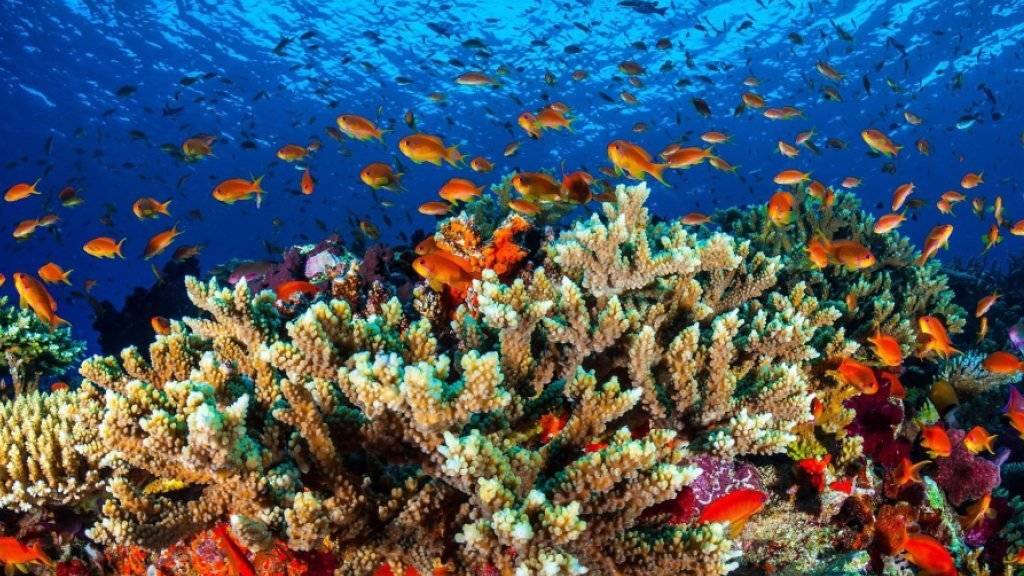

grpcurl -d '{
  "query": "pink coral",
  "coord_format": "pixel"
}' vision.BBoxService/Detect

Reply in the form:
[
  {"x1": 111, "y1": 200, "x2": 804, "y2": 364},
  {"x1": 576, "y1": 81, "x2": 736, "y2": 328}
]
[{"x1": 932, "y1": 428, "x2": 1000, "y2": 506}]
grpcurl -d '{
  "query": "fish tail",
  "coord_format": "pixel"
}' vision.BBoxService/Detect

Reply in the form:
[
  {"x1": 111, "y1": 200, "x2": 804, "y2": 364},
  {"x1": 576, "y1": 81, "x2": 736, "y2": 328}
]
[
  {"x1": 51, "y1": 313, "x2": 70, "y2": 329},
  {"x1": 116, "y1": 238, "x2": 126, "y2": 258},
  {"x1": 445, "y1": 145, "x2": 464, "y2": 167},
  {"x1": 62, "y1": 270, "x2": 73, "y2": 285},
  {"x1": 31, "y1": 178, "x2": 41, "y2": 192},
  {"x1": 649, "y1": 163, "x2": 670, "y2": 186},
  {"x1": 159, "y1": 199, "x2": 172, "y2": 215},
  {"x1": 252, "y1": 175, "x2": 264, "y2": 191}
]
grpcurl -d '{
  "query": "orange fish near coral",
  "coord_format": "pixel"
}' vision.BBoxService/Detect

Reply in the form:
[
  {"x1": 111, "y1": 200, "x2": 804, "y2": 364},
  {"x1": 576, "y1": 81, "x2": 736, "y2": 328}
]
[
  {"x1": 960, "y1": 493, "x2": 996, "y2": 530},
  {"x1": 560, "y1": 171, "x2": 594, "y2": 204},
  {"x1": 963, "y1": 425, "x2": 997, "y2": 454},
  {"x1": 143, "y1": 225, "x2": 182, "y2": 260},
  {"x1": 681, "y1": 213, "x2": 711, "y2": 226},
  {"x1": 0, "y1": 536, "x2": 52, "y2": 571},
  {"x1": 213, "y1": 176, "x2": 265, "y2": 208},
  {"x1": 399, "y1": 133, "x2": 463, "y2": 167},
  {"x1": 893, "y1": 457, "x2": 929, "y2": 487},
  {"x1": 13, "y1": 273, "x2": 67, "y2": 329},
  {"x1": 891, "y1": 182, "x2": 914, "y2": 211},
  {"x1": 511, "y1": 172, "x2": 561, "y2": 201},
  {"x1": 37, "y1": 262, "x2": 72, "y2": 285},
  {"x1": 538, "y1": 413, "x2": 566, "y2": 443},
  {"x1": 917, "y1": 224, "x2": 953, "y2": 266},
  {"x1": 439, "y1": 178, "x2": 483, "y2": 203},
  {"x1": 917, "y1": 316, "x2": 959, "y2": 359},
  {"x1": 861, "y1": 129, "x2": 901, "y2": 157},
  {"x1": 211, "y1": 524, "x2": 256, "y2": 576},
  {"x1": 920, "y1": 425, "x2": 952, "y2": 458},
  {"x1": 867, "y1": 328, "x2": 902, "y2": 366},
  {"x1": 275, "y1": 280, "x2": 318, "y2": 301},
  {"x1": 830, "y1": 240, "x2": 876, "y2": 270},
  {"x1": 773, "y1": 169, "x2": 810, "y2": 185},
  {"x1": 836, "y1": 358, "x2": 878, "y2": 394},
  {"x1": 151, "y1": 316, "x2": 171, "y2": 335},
  {"x1": 983, "y1": 351, "x2": 1024, "y2": 375},
  {"x1": 961, "y1": 172, "x2": 983, "y2": 189},
  {"x1": 874, "y1": 213, "x2": 906, "y2": 234},
  {"x1": 508, "y1": 199, "x2": 541, "y2": 216},
  {"x1": 767, "y1": 191, "x2": 796, "y2": 226},
  {"x1": 418, "y1": 201, "x2": 451, "y2": 216},
  {"x1": 697, "y1": 489, "x2": 767, "y2": 537},
  {"x1": 975, "y1": 293, "x2": 999, "y2": 317},
  {"x1": 413, "y1": 252, "x2": 474, "y2": 294},
  {"x1": 83, "y1": 236, "x2": 126, "y2": 259},
  {"x1": 607, "y1": 140, "x2": 668, "y2": 185},
  {"x1": 470, "y1": 156, "x2": 493, "y2": 173},
  {"x1": 806, "y1": 237, "x2": 830, "y2": 268},
  {"x1": 902, "y1": 534, "x2": 956, "y2": 576}
]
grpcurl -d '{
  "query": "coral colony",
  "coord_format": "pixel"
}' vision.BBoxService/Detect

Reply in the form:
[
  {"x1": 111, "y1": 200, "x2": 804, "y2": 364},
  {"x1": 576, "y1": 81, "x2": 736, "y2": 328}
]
[{"x1": 1, "y1": 181, "x2": 1023, "y2": 576}]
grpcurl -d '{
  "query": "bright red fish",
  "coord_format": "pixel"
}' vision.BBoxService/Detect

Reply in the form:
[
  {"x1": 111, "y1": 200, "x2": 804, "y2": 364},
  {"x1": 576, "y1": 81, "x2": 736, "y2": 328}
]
[
  {"x1": 902, "y1": 534, "x2": 956, "y2": 576},
  {"x1": 920, "y1": 424, "x2": 952, "y2": 458},
  {"x1": 697, "y1": 488, "x2": 767, "y2": 537}
]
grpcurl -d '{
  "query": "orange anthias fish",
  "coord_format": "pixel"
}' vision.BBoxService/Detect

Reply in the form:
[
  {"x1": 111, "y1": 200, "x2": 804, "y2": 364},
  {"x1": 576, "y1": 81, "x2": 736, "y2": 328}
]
[
  {"x1": 12, "y1": 219, "x2": 39, "y2": 240},
  {"x1": 560, "y1": 171, "x2": 594, "y2": 204},
  {"x1": 538, "y1": 413, "x2": 566, "y2": 443},
  {"x1": 456, "y1": 71, "x2": 499, "y2": 86},
  {"x1": 742, "y1": 91, "x2": 765, "y2": 108},
  {"x1": 59, "y1": 186, "x2": 84, "y2": 207},
  {"x1": 508, "y1": 199, "x2": 541, "y2": 216},
  {"x1": 0, "y1": 536, "x2": 52, "y2": 570},
  {"x1": 777, "y1": 140, "x2": 800, "y2": 158},
  {"x1": 893, "y1": 456, "x2": 929, "y2": 487},
  {"x1": 861, "y1": 128, "x2": 902, "y2": 157},
  {"x1": 841, "y1": 176, "x2": 861, "y2": 189},
  {"x1": 608, "y1": 140, "x2": 668, "y2": 184},
  {"x1": 867, "y1": 328, "x2": 902, "y2": 366},
  {"x1": 213, "y1": 176, "x2": 265, "y2": 207},
  {"x1": 418, "y1": 201, "x2": 451, "y2": 216},
  {"x1": 536, "y1": 105, "x2": 574, "y2": 131},
  {"x1": 439, "y1": 178, "x2": 484, "y2": 203},
  {"x1": 83, "y1": 236, "x2": 126, "y2": 259},
  {"x1": 960, "y1": 172, "x2": 983, "y2": 189},
  {"x1": 916, "y1": 224, "x2": 954, "y2": 266},
  {"x1": 697, "y1": 488, "x2": 767, "y2": 537},
  {"x1": 143, "y1": 225, "x2": 182, "y2": 260},
  {"x1": 977, "y1": 316, "x2": 989, "y2": 344},
  {"x1": 975, "y1": 293, "x2": 999, "y2": 317},
  {"x1": 360, "y1": 163, "x2": 403, "y2": 191},
  {"x1": 773, "y1": 169, "x2": 811, "y2": 185},
  {"x1": 517, "y1": 112, "x2": 541, "y2": 139},
  {"x1": 829, "y1": 240, "x2": 876, "y2": 270},
  {"x1": 413, "y1": 252, "x2": 475, "y2": 295},
  {"x1": 796, "y1": 455, "x2": 831, "y2": 492},
  {"x1": 300, "y1": 168, "x2": 314, "y2": 195},
  {"x1": 960, "y1": 493, "x2": 996, "y2": 530},
  {"x1": 511, "y1": 172, "x2": 561, "y2": 201},
  {"x1": 902, "y1": 534, "x2": 956, "y2": 576},
  {"x1": 816, "y1": 60, "x2": 844, "y2": 82},
  {"x1": 891, "y1": 182, "x2": 914, "y2": 211},
  {"x1": 874, "y1": 212, "x2": 906, "y2": 234},
  {"x1": 4, "y1": 179, "x2": 41, "y2": 202},
  {"x1": 663, "y1": 146, "x2": 715, "y2": 169},
  {"x1": 1011, "y1": 219, "x2": 1024, "y2": 236},
  {"x1": 336, "y1": 114, "x2": 385, "y2": 142},
  {"x1": 917, "y1": 316, "x2": 960, "y2": 359},
  {"x1": 701, "y1": 131, "x2": 730, "y2": 144},
  {"x1": 836, "y1": 358, "x2": 878, "y2": 394},
  {"x1": 275, "y1": 280, "x2": 318, "y2": 301},
  {"x1": 13, "y1": 273, "x2": 68, "y2": 328},
  {"x1": 806, "y1": 236, "x2": 830, "y2": 268},
  {"x1": 470, "y1": 156, "x2": 493, "y2": 173},
  {"x1": 399, "y1": 134, "x2": 463, "y2": 167},
  {"x1": 38, "y1": 262, "x2": 72, "y2": 285},
  {"x1": 767, "y1": 191, "x2": 796, "y2": 226},
  {"x1": 920, "y1": 424, "x2": 952, "y2": 458},
  {"x1": 276, "y1": 144, "x2": 309, "y2": 162},
  {"x1": 181, "y1": 134, "x2": 216, "y2": 159},
  {"x1": 981, "y1": 223, "x2": 1002, "y2": 252},
  {"x1": 983, "y1": 351, "x2": 1024, "y2": 375},
  {"x1": 151, "y1": 316, "x2": 171, "y2": 335},
  {"x1": 963, "y1": 425, "x2": 997, "y2": 454},
  {"x1": 132, "y1": 197, "x2": 172, "y2": 219},
  {"x1": 682, "y1": 212, "x2": 711, "y2": 226}
]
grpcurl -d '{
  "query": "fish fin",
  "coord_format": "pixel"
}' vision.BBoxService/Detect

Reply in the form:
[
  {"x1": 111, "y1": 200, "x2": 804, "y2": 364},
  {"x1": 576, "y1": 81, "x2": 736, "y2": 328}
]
[
  {"x1": 62, "y1": 270, "x2": 73, "y2": 285},
  {"x1": 116, "y1": 238, "x2": 126, "y2": 258},
  {"x1": 649, "y1": 163, "x2": 670, "y2": 186},
  {"x1": 31, "y1": 178, "x2": 41, "y2": 193},
  {"x1": 445, "y1": 145, "x2": 464, "y2": 167},
  {"x1": 159, "y1": 200, "x2": 172, "y2": 215}
]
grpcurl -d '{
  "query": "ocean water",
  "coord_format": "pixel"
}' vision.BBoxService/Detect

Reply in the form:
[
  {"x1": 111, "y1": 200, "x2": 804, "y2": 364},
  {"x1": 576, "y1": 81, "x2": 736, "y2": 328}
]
[{"x1": 0, "y1": 0, "x2": 1021, "y2": 351}]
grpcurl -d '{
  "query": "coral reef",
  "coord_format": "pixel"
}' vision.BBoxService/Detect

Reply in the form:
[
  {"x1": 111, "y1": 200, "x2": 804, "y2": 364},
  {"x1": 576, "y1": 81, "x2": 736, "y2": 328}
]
[{"x1": 0, "y1": 295, "x2": 84, "y2": 396}]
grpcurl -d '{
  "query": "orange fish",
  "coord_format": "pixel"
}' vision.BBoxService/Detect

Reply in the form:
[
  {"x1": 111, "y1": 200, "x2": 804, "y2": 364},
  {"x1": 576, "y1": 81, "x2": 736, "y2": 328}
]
[
  {"x1": 700, "y1": 131, "x2": 730, "y2": 144},
  {"x1": 508, "y1": 199, "x2": 541, "y2": 216},
  {"x1": 773, "y1": 169, "x2": 811, "y2": 185},
  {"x1": 806, "y1": 180, "x2": 827, "y2": 202},
  {"x1": 511, "y1": 172, "x2": 561, "y2": 201},
  {"x1": 975, "y1": 293, "x2": 999, "y2": 317},
  {"x1": 83, "y1": 236, "x2": 126, "y2": 259},
  {"x1": 413, "y1": 252, "x2": 474, "y2": 294},
  {"x1": 777, "y1": 140, "x2": 800, "y2": 158},
  {"x1": 538, "y1": 413, "x2": 566, "y2": 443},
  {"x1": 181, "y1": 134, "x2": 216, "y2": 159},
  {"x1": 971, "y1": 197, "x2": 985, "y2": 218},
  {"x1": 456, "y1": 71, "x2": 499, "y2": 86},
  {"x1": 300, "y1": 168, "x2": 314, "y2": 195},
  {"x1": 608, "y1": 140, "x2": 668, "y2": 184},
  {"x1": 1007, "y1": 387, "x2": 1024, "y2": 438},
  {"x1": 0, "y1": 536, "x2": 52, "y2": 570},
  {"x1": 741, "y1": 92, "x2": 764, "y2": 108},
  {"x1": 983, "y1": 351, "x2": 1024, "y2": 375},
  {"x1": 993, "y1": 195, "x2": 1004, "y2": 226},
  {"x1": 151, "y1": 316, "x2": 171, "y2": 335},
  {"x1": 815, "y1": 61, "x2": 844, "y2": 82},
  {"x1": 58, "y1": 186, "x2": 84, "y2": 207},
  {"x1": 536, "y1": 106, "x2": 574, "y2": 131},
  {"x1": 891, "y1": 182, "x2": 915, "y2": 211},
  {"x1": 861, "y1": 129, "x2": 901, "y2": 157},
  {"x1": 503, "y1": 141, "x2": 521, "y2": 157},
  {"x1": 960, "y1": 493, "x2": 996, "y2": 530},
  {"x1": 767, "y1": 191, "x2": 796, "y2": 226},
  {"x1": 4, "y1": 179, "x2": 41, "y2": 202},
  {"x1": 439, "y1": 178, "x2": 483, "y2": 203},
  {"x1": 681, "y1": 213, "x2": 711, "y2": 226},
  {"x1": 13, "y1": 273, "x2": 68, "y2": 328},
  {"x1": 845, "y1": 290, "x2": 858, "y2": 313},
  {"x1": 902, "y1": 534, "x2": 956, "y2": 576},
  {"x1": 37, "y1": 262, "x2": 72, "y2": 285},
  {"x1": 132, "y1": 197, "x2": 172, "y2": 219},
  {"x1": 830, "y1": 240, "x2": 876, "y2": 270},
  {"x1": 12, "y1": 219, "x2": 39, "y2": 240},
  {"x1": 840, "y1": 176, "x2": 861, "y2": 189},
  {"x1": 0, "y1": 273, "x2": 4, "y2": 288},
  {"x1": 418, "y1": 201, "x2": 451, "y2": 216},
  {"x1": 920, "y1": 424, "x2": 952, "y2": 458},
  {"x1": 893, "y1": 456, "x2": 929, "y2": 487},
  {"x1": 560, "y1": 171, "x2": 594, "y2": 204},
  {"x1": 697, "y1": 489, "x2": 767, "y2": 537},
  {"x1": 836, "y1": 358, "x2": 878, "y2": 394},
  {"x1": 796, "y1": 455, "x2": 831, "y2": 492},
  {"x1": 1010, "y1": 219, "x2": 1024, "y2": 236},
  {"x1": 470, "y1": 156, "x2": 493, "y2": 173},
  {"x1": 172, "y1": 244, "x2": 203, "y2": 262},
  {"x1": 360, "y1": 163, "x2": 403, "y2": 191},
  {"x1": 879, "y1": 370, "x2": 905, "y2": 398},
  {"x1": 275, "y1": 280, "x2": 318, "y2": 301},
  {"x1": 874, "y1": 213, "x2": 906, "y2": 234},
  {"x1": 708, "y1": 155, "x2": 740, "y2": 173},
  {"x1": 867, "y1": 328, "x2": 902, "y2": 366},
  {"x1": 916, "y1": 138, "x2": 931, "y2": 155},
  {"x1": 336, "y1": 114, "x2": 385, "y2": 142},
  {"x1": 359, "y1": 220, "x2": 380, "y2": 240},
  {"x1": 981, "y1": 223, "x2": 1002, "y2": 252},
  {"x1": 960, "y1": 172, "x2": 983, "y2": 189},
  {"x1": 917, "y1": 224, "x2": 953, "y2": 266},
  {"x1": 795, "y1": 129, "x2": 815, "y2": 146},
  {"x1": 399, "y1": 133, "x2": 463, "y2": 167},
  {"x1": 917, "y1": 316, "x2": 959, "y2": 359},
  {"x1": 963, "y1": 425, "x2": 996, "y2": 455},
  {"x1": 663, "y1": 146, "x2": 714, "y2": 169},
  {"x1": 143, "y1": 225, "x2": 182, "y2": 260},
  {"x1": 977, "y1": 316, "x2": 989, "y2": 343},
  {"x1": 941, "y1": 190, "x2": 966, "y2": 203},
  {"x1": 213, "y1": 176, "x2": 265, "y2": 207},
  {"x1": 517, "y1": 112, "x2": 541, "y2": 139},
  {"x1": 275, "y1": 144, "x2": 309, "y2": 162},
  {"x1": 936, "y1": 198, "x2": 955, "y2": 215}
]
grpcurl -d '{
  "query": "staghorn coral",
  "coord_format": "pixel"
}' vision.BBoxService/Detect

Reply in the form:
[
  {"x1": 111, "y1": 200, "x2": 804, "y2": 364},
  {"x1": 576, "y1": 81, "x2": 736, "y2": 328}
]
[
  {"x1": 938, "y1": 351, "x2": 1021, "y2": 397},
  {"x1": 0, "y1": 295, "x2": 84, "y2": 396},
  {"x1": 716, "y1": 188, "x2": 966, "y2": 354}
]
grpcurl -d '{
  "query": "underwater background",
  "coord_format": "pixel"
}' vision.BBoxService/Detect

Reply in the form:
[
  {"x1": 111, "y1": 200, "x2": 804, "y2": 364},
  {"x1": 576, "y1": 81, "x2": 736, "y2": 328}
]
[
  {"x1": 1, "y1": 0, "x2": 1021, "y2": 351},
  {"x1": 2, "y1": 1, "x2": 1024, "y2": 575}
]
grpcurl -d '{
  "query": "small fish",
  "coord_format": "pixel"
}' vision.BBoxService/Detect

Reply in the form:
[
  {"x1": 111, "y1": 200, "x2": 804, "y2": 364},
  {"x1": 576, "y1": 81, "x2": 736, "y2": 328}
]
[
  {"x1": 920, "y1": 424, "x2": 952, "y2": 458},
  {"x1": 893, "y1": 456, "x2": 929, "y2": 487},
  {"x1": 681, "y1": 213, "x2": 711, "y2": 226},
  {"x1": 607, "y1": 140, "x2": 668, "y2": 185},
  {"x1": 981, "y1": 223, "x2": 1002, "y2": 252},
  {"x1": 891, "y1": 182, "x2": 915, "y2": 211},
  {"x1": 275, "y1": 280, "x2": 318, "y2": 301},
  {"x1": 360, "y1": 163, "x2": 403, "y2": 191},
  {"x1": 902, "y1": 534, "x2": 956, "y2": 576},
  {"x1": 132, "y1": 197, "x2": 172, "y2": 219},
  {"x1": 873, "y1": 213, "x2": 906, "y2": 234},
  {"x1": 917, "y1": 225, "x2": 953, "y2": 266},
  {"x1": 59, "y1": 186, "x2": 84, "y2": 207},
  {"x1": 930, "y1": 379, "x2": 959, "y2": 412},
  {"x1": 276, "y1": 144, "x2": 310, "y2": 162},
  {"x1": 983, "y1": 351, "x2": 1023, "y2": 375},
  {"x1": 300, "y1": 168, "x2": 315, "y2": 195},
  {"x1": 455, "y1": 72, "x2": 499, "y2": 86},
  {"x1": 13, "y1": 273, "x2": 68, "y2": 328},
  {"x1": 0, "y1": 536, "x2": 52, "y2": 570},
  {"x1": 143, "y1": 225, "x2": 183, "y2": 260},
  {"x1": 83, "y1": 236, "x2": 126, "y2": 259},
  {"x1": 538, "y1": 413, "x2": 566, "y2": 442},
  {"x1": 418, "y1": 201, "x2": 451, "y2": 216},
  {"x1": 773, "y1": 169, "x2": 810, "y2": 185},
  {"x1": 399, "y1": 133, "x2": 463, "y2": 166},
  {"x1": 37, "y1": 262, "x2": 72, "y2": 285},
  {"x1": 4, "y1": 179, "x2": 41, "y2": 202},
  {"x1": 213, "y1": 176, "x2": 265, "y2": 207},
  {"x1": 836, "y1": 358, "x2": 878, "y2": 394},
  {"x1": 336, "y1": 114, "x2": 386, "y2": 142},
  {"x1": 151, "y1": 316, "x2": 171, "y2": 335},
  {"x1": 861, "y1": 129, "x2": 902, "y2": 157},
  {"x1": 963, "y1": 425, "x2": 997, "y2": 455},
  {"x1": 830, "y1": 240, "x2": 876, "y2": 270},
  {"x1": 766, "y1": 191, "x2": 796, "y2": 226},
  {"x1": 507, "y1": 199, "x2": 540, "y2": 216},
  {"x1": 438, "y1": 178, "x2": 484, "y2": 203},
  {"x1": 691, "y1": 97, "x2": 712, "y2": 117},
  {"x1": 976, "y1": 293, "x2": 999, "y2": 317},
  {"x1": 917, "y1": 315, "x2": 959, "y2": 359},
  {"x1": 172, "y1": 244, "x2": 203, "y2": 262},
  {"x1": 961, "y1": 172, "x2": 983, "y2": 189},
  {"x1": 697, "y1": 489, "x2": 767, "y2": 537},
  {"x1": 867, "y1": 328, "x2": 902, "y2": 366}
]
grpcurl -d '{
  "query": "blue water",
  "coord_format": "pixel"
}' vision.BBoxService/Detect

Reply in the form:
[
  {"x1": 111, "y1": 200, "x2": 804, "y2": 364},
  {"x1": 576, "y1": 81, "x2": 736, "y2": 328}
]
[{"x1": 1, "y1": 0, "x2": 1021, "y2": 351}]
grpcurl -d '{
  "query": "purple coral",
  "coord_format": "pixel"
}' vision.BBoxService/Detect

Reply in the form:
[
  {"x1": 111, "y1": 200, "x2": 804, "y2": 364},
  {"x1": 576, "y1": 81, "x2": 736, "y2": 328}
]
[
  {"x1": 932, "y1": 428, "x2": 1001, "y2": 506},
  {"x1": 665, "y1": 455, "x2": 763, "y2": 524},
  {"x1": 845, "y1": 381, "x2": 904, "y2": 467}
]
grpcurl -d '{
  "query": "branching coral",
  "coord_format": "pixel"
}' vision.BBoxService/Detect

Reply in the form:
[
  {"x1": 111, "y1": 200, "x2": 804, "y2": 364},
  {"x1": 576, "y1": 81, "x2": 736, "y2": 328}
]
[{"x1": 0, "y1": 295, "x2": 84, "y2": 396}]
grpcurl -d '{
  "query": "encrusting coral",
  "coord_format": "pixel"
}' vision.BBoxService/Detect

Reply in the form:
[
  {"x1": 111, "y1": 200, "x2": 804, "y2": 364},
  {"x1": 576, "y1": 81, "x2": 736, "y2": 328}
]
[{"x1": 0, "y1": 181, "x2": 1006, "y2": 575}]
